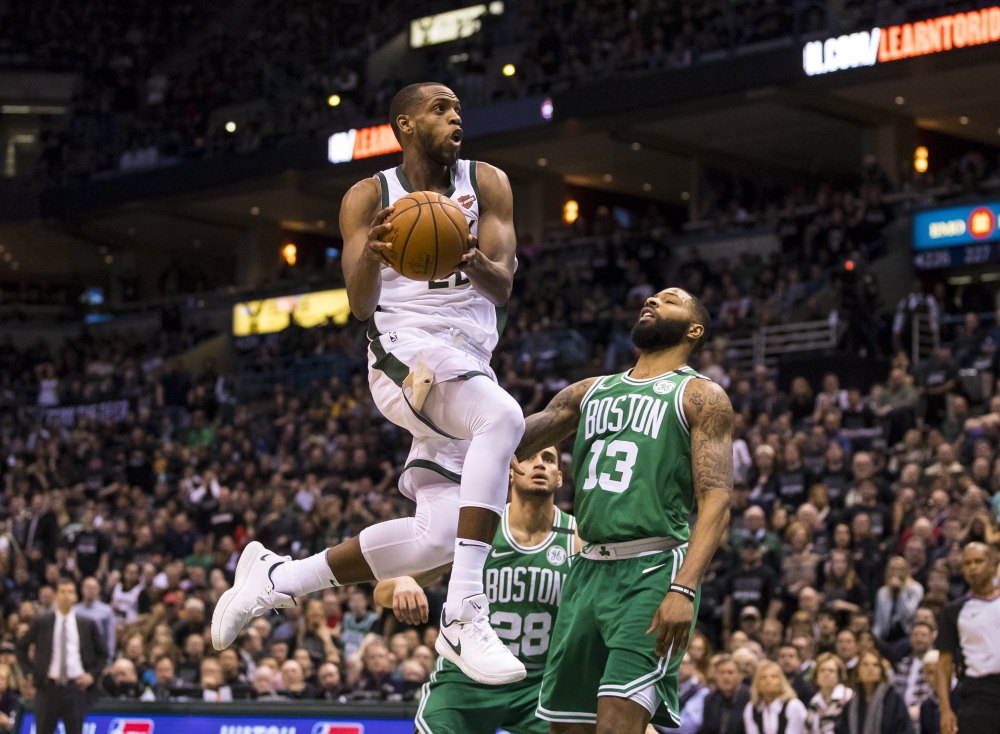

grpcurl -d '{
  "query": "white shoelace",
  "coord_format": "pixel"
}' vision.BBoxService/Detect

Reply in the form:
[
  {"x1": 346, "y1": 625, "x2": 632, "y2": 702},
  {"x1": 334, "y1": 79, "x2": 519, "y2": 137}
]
[{"x1": 465, "y1": 612, "x2": 506, "y2": 653}]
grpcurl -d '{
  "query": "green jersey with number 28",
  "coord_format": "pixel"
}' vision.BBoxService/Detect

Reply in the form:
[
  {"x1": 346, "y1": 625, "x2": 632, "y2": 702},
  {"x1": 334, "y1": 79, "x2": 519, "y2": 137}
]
[
  {"x1": 482, "y1": 504, "x2": 576, "y2": 670},
  {"x1": 572, "y1": 366, "x2": 709, "y2": 545}
]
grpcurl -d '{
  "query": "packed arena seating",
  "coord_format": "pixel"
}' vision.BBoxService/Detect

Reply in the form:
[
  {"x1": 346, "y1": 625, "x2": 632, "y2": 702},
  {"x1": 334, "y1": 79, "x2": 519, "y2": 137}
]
[{"x1": 0, "y1": 155, "x2": 990, "y2": 732}]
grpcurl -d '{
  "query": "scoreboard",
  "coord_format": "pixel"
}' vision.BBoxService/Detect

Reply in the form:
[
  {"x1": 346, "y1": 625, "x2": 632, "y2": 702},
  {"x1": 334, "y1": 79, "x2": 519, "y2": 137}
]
[{"x1": 913, "y1": 201, "x2": 1000, "y2": 270}]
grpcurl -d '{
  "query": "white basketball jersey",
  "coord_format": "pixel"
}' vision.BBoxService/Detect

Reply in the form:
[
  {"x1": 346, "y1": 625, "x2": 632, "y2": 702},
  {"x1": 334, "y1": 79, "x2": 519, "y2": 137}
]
[{"x1": 372, "y1": 160, "x2": 504, "y2": 353}]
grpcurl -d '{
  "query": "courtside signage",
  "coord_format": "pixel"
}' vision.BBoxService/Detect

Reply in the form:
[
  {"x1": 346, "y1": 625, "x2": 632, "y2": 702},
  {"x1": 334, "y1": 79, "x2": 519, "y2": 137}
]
[{"x1": 804, "y1": 7, "x2": 1000, "y2": 75}]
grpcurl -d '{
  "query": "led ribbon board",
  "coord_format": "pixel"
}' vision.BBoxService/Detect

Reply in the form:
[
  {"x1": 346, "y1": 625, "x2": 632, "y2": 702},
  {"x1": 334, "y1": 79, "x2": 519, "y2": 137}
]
[
  {"x1": 804, "y1": 7, "x2": 1000, "y2": 75},
  {"x1": 913, "y1": 202, "x2": 1000, "y2": 269},
  {"x1": 327, "y1": 124, "x2": 401, "y2": 164}
]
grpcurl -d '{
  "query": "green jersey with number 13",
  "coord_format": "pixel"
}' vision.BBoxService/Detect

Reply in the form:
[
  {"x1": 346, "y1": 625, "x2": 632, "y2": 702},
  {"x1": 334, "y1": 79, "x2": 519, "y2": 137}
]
[{"x1": 572, "y1": 366, "x2": 709, "y2": 545}]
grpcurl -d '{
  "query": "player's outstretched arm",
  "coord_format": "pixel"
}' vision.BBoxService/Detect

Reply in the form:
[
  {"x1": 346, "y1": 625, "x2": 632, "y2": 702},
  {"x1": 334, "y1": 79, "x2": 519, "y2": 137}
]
[
  {"x1": 455, "y1": 162, "x2": 516, "y2": 306},
  {"x1": 648, "y1": 377, "x2": 732, "y2": 657},
  {"x1": 515, "y1": 377, "x2": 598, "y2": 464},
  {"x1": 373, "y1": 565, "x2": 450, "y2": 625},
  {"x1": 340, "y1": 178, "x2": 395, "y2": 320}
]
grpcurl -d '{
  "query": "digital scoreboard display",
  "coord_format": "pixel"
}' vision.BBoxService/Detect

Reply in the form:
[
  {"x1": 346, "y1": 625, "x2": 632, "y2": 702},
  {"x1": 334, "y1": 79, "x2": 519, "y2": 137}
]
[{"x1": 913, "y1": 202, "x2": 1000, "y2": 270}]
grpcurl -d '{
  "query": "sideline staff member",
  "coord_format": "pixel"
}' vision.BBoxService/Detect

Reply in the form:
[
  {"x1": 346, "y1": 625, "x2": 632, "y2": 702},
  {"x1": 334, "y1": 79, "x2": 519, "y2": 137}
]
[
  {"x1": 935, "y1": 542, "x2": 1000, "y2": 734},
  {"x1": 16, "y1": 578, "x2": 107, "y2": 734}
]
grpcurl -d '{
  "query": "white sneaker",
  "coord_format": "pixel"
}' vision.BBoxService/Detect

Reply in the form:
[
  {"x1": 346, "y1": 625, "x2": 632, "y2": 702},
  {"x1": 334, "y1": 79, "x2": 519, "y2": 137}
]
[
  {"x1": 435, "y1": 593, "x2": 526, "y2": 685},
  {"x1": 211, "y1": 541, "x2": 296, "y2": 650}
]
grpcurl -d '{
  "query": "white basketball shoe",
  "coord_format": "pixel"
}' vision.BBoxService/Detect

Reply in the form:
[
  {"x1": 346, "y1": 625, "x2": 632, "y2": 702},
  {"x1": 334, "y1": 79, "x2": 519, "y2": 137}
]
[
  {"x1": 211, "y1": 541, "x2": 297, "y2": 650},
  {"x1": 435, "y1": 593, "x2": 526, "y2": 685}
]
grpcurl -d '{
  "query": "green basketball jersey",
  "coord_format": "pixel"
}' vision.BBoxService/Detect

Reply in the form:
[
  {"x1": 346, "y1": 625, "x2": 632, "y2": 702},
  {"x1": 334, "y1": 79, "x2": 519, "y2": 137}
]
[
  {"x1": 572, "y1": 366, "x2": 708, "y2": 545},
  {"x1": 482, "y1": 504, "x2": 576, "y2": 670}
]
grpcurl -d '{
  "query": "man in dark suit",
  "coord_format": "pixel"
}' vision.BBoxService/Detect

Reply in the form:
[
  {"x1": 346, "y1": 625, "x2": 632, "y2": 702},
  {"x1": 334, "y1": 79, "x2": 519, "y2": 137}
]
[{"x1": 16, "y1": 578, "x2": 107, "y2": 734}]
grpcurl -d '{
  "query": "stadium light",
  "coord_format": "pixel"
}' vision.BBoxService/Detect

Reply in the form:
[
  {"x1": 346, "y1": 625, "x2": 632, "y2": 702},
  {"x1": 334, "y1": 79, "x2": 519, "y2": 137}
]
[
  {"x1": 282, "y1": 244, "x2": 297, "y2": 266},
  {"x1": 563, "y1": 200, "x2": 579, "y2": 224},
  {"x1": 327, "y1": 95, "x2": 341, "y2": 107},
  {"x1": 914, "y1": 146, "x2": 929, "y2": 173},
  {"x1": 502, "y1": 64, "x2": 516, "y2": 77},
  {"x1": 225, "y1": 121, "x2": 237, "y2": 133}
]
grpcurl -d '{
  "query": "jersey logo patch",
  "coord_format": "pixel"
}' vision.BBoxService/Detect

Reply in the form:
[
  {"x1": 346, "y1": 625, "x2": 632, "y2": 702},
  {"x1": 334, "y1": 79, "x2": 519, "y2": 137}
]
[
  {"x1": 653, "y1": 380, "x2": 676, "y2": 395},
  {"x1": 388, "y1": 331, "x2": 398, "y2": 343},
  {"x1": 458, "y1": 194, "x2": 477, "y2": 210},
  {"x1": 547, "y1": 546, "x2": 567, "y2": 566},
  {"x1": 491, "y1": 549, "x2": 515, "y2": 558}
]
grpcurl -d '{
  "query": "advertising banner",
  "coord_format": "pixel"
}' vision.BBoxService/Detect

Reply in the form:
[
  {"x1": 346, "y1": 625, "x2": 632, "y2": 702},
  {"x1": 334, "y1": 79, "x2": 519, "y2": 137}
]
[{"x1": 16, "y1": 712, "x2": 414, "y2": 734}]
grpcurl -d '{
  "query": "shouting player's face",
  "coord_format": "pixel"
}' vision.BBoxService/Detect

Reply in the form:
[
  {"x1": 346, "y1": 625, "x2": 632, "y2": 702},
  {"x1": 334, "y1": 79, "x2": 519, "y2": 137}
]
[
  {"x1": 412, "y1": 86, "x2": 463, "y2": 166},
  {"x1": 511, "y1": 446, "x2": 562, "y2": 497},
  {"x1": 631, "y1": 288, "x2": 701, "y2": 351}
]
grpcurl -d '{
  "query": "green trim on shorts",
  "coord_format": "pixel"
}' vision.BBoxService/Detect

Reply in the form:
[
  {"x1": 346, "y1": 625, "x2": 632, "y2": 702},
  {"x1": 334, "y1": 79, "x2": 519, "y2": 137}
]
[
  {"x1": 404, "y1": 459, "x2": 462, "y2": 484},
  {"x1": 368, "y1": 333, "x2": 409, "y2": 387},
  {"x1": 538, "y1": 549, "x2": 696, "y2": 728}
]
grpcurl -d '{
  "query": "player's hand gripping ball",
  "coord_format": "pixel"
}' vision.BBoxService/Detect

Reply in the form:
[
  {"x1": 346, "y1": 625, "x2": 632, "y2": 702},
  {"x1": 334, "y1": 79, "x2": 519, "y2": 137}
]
[{"x1": 380, "y1": 191, "x2": 470, "y2": 281}]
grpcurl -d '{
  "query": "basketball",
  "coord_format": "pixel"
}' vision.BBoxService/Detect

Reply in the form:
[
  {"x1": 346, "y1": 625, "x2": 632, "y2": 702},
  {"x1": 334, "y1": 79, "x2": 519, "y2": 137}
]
[{"x1": 381, "y1": 191, "x2": 470, "y2": 281}]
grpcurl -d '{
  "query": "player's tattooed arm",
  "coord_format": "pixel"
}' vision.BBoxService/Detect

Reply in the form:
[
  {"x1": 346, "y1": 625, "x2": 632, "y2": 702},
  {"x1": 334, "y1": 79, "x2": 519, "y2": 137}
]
[
  {"x1": 341, "y1": 177, "x2": 394, "y2": 320},
  {"x1": 648, "y1": 377, "x2": 733, "y2": 657},
  {"x1": 514, "y1": 377, "x2": 598, "y2": 464},
  {"x1": 454, "y1": 162, "x2": 517, "y2": 306}
]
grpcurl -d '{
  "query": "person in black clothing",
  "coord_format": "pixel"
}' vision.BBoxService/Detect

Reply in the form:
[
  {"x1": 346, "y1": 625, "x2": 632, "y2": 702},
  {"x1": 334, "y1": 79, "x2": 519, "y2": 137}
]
[
  {"x1": 817, "y1": 442, "x2": 852, "y2": 509},
  {"x1": 24, "y1": 494, "x2": 60, "y2": 565},
  {"x1": 835, "y1": 650, "x2": 913, "y2": 734},
  {"x1": 724, "y1": 540, "x2": 782, "y2": 639},
  {"x1": 845, "y1": 481, "x2": 892, "y2": 542},
  {"x1": 936, "y1": 542, "x2": 1000, "y2": 734},
  {"x1": 315, "y1": 662, "x2": 347, "y2": 702},
  {"x1": 777, "y1": 643, "x2": 816, "y2": 704},
  {"x1": 849, "y1": 513, "x2": 885, "y2": 604},
  {"x1": 747, "y1": 445, "x2": 780, "y2": 517},
  {"x1": 699, "y1": 655, "x2": 749, "y2": 734},
  {"x1": 776, "y1": 442, "x2": 812, "y2": 509},
  {"x1": 73, "y1": 509, "x2": 108, "y2": 580},
  {"x1": 164, "y1": 512, "x2": 197, "y2": 560}
]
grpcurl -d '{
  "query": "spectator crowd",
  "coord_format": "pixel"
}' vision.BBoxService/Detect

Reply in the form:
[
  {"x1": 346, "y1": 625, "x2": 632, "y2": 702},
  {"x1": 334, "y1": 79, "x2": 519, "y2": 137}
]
[
  {"x1": 12, "y1": 0, "x2": 998, "y2": 184},
  {"x1": 0, "y1": 205, "x2": 993, "y2": 734}
]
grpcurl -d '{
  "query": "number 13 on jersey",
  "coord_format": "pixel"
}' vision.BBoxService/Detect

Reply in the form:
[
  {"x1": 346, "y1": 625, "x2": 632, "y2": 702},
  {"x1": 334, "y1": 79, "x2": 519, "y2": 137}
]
[{"x1": 582, "y1": 439, "x2": 639, "y2": 493}]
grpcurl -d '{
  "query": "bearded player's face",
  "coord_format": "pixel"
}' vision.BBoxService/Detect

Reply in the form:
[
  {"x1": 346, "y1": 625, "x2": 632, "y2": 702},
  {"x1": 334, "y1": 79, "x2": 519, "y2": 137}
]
[
  {"x1": 413, "y1": 87, "x2": 463, "y2": 166},
  {"x1": 631, "y1": 288, "x2": 698, "y2": 351}
]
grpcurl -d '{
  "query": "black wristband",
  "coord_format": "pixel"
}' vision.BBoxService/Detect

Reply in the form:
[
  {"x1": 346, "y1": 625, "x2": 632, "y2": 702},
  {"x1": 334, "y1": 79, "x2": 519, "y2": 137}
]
[{"x1": 669, "y1": 583, "x2": 696, "y2": 602}]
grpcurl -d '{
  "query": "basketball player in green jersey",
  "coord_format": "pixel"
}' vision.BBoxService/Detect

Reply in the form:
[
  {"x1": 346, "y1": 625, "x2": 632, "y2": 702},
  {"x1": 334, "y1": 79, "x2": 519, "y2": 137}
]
[
  {"x1": 374, "y1": 446, "x2": 581, "y2": 734},
  {"x1": 513, "y1": 287, "x2": 733, "y2": 734}
]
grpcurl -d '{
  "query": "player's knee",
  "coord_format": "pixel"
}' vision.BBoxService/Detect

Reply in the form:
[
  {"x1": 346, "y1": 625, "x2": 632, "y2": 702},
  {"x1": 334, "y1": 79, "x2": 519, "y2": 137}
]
[{"x1": 485, "y1": 393, "x2": 525, "y2": 441}]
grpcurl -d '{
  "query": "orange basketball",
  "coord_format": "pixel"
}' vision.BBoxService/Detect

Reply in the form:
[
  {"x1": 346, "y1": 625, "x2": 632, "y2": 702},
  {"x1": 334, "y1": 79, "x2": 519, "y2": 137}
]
[{"x1": 381, "y1": 191, "x2": 470, "y2": 281}]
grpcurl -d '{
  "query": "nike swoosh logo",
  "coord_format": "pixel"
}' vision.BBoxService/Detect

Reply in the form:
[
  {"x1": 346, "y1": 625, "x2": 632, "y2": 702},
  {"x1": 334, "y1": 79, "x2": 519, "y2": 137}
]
[
  {"x1": 491, "y1": 550, "x2": 515, "y2": 558},
  {"x1": 440, "y1": 613, "x2": 461, "y2": 656},
  {"x1": 458, "y1": 541, "x2": 487, "y2": 548},
  {"x1": 641, "y1": 564, "x2": 666, "y2": 574}
]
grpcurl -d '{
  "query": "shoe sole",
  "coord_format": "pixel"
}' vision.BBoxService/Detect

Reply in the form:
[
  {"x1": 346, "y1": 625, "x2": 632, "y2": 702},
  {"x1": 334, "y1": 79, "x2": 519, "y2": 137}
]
[
  {"x1": 212, "y1": 540, "x2": 265, "y2": 650},
  {"x1": 434, "y1": 633, "x2": 526, "y2": 685}
]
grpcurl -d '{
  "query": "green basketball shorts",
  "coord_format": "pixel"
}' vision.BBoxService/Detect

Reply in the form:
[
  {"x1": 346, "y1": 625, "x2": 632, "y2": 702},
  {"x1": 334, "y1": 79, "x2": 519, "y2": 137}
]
[
  {"x1": 416, "y1": 660, "x2": 547, "y2": 734},
  {"x1": 536, "y1": 543, "x2": 699, "y2": 728}
]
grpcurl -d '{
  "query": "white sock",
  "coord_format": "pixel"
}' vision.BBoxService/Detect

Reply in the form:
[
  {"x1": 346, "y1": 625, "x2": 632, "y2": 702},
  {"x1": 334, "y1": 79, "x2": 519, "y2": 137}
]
[
  {"x1": 269, "y1": 551, "x2": 338, "y2": 597},
  {"x1": 446, "y1": 538, "x2": 489, "y2": 615}
]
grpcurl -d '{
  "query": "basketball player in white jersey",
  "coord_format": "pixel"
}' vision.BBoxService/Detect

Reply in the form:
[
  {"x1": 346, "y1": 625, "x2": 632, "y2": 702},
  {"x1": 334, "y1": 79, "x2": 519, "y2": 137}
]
[{"x1": 211, "y1": 83, "x2": 526, "y2": 685}]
